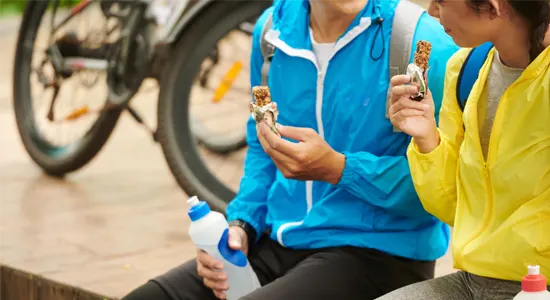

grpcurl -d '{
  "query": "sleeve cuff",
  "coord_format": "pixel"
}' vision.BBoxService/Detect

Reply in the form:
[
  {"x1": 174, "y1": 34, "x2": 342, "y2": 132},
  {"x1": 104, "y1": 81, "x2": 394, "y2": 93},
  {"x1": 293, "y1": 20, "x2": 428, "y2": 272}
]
[
  {"x1": 335, "y1": 152, "x2": 359, "y2": 189},
  {"x1": 408, "y1": 131, "x2": 445, "y2": 162},
  {"x1": 227, "y1": 213, "x2": 264, "y2": 244}
]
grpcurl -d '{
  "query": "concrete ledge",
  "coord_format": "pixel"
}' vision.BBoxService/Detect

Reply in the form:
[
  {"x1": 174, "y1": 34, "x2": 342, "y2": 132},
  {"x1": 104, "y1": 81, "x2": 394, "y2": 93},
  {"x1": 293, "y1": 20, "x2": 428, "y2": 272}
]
[{"x1": 0, "y1": 264, "x2": 117, "y2": 300}]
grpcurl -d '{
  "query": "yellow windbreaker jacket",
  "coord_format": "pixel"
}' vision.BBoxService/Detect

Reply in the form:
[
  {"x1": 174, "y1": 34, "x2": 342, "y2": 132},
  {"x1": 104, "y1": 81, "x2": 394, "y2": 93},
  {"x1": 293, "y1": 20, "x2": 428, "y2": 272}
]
[{"x1": 407, "y1": 46, "x2": 550, "y2": 281}]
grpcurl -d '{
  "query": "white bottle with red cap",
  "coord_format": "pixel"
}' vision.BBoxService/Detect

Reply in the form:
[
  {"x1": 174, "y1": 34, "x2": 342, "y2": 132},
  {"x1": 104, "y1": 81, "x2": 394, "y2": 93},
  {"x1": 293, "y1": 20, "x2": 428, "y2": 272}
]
[{"x1": 513, "y1": 265, "x2": 550, "y2": 300}]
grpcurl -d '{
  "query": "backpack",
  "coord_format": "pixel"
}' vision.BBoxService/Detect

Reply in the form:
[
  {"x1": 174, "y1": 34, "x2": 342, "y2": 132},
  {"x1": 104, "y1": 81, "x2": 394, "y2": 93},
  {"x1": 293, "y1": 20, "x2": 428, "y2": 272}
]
[
  {"x1": 258, "y1": 0, "x2": 426, "y2": 113},
  {"x1": 456, "y1": 42, "x2": 494, "y2": 111}
]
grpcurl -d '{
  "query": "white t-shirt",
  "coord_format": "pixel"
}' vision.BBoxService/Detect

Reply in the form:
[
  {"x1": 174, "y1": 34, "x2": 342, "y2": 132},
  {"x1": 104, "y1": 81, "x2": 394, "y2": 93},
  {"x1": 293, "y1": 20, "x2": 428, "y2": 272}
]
[
  {"x1": 478, "y1": 50, "x2": 524, "y2": 159},
  {"x1": 310, "y1": 28, "x2": 335, "y2": 73}
]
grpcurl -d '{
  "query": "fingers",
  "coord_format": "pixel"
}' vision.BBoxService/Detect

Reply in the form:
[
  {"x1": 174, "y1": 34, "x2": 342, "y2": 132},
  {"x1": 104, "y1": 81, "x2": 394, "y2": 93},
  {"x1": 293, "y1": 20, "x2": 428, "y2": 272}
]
[
  {"x1": 197, "y1": 250, "x2": 224, "y2": 270},
  {"x1": 259, "y1": 122, "x2": 281, "y2": 148},
  {"x1": 196, "y1": 250, "x2": 229, "y2": 297},
  {"x1": 257, "y1": 124, "x2": 279, "y2": 155},
  {"x1": 391, "y1": 108, "x2": 427, "y2": 120},
  {"x1": 258, "y1": 122, "x2": 299, "y2": 158},
  {"x1": 391, "y1": 85, "x2": 419, "y2": 103},
  {"x1": 277, "y1": 124, "x2": 316, "y2": 142},
  {"x1": 390, "y1": 74, "x2": 412, "y2": 86},
  {"x1": 214, "y1": 291, "x2": 227, "y2": 299},
  {"x1": 203, "y1": 277, "x2": 228, "y2": 291},
  {"x1": 389, "y1": 97, "x2": 430, "y2": 115},
  {"x1": 389, "y1": 100, "x2": 431, "y2": 129},
  {"x1": 197, "y1": 263, "x2": 227, "y2": 283}
]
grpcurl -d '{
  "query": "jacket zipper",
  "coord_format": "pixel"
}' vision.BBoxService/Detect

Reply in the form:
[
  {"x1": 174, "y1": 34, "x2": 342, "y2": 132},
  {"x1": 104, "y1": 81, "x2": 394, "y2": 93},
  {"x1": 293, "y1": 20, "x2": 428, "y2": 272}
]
[
  {"x1": 264, "y1": 18, "x2": 372, "y2": 246},
  {"x1": 457, "y1": 83, "x2": 510, "y2": 264}
]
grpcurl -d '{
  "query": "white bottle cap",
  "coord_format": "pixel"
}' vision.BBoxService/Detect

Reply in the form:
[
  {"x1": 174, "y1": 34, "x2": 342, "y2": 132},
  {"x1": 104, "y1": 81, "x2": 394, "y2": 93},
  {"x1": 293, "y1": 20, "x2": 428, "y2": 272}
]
[
  {"x1": 528, "y1": 265, "x2": 540, "y2": 275},
  {"x1": 187, "y1": 196, "x2": 200, "y2": 207}
]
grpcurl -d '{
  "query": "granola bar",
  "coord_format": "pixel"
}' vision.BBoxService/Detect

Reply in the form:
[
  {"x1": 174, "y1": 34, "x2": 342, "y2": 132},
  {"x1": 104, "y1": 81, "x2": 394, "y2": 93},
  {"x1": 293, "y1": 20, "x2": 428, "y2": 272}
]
[
  {"x1": 250, "y1": 86, "x2": 280, "y2": 136},
  {"x1": 407, "y1": 40, "x2": 432, "y2": 101}
]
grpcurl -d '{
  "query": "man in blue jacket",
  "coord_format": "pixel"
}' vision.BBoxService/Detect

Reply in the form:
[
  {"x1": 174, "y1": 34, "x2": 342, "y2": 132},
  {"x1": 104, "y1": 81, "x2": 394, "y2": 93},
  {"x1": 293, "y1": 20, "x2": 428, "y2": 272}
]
[{"x1": 121, "y1": 0, "x2": 459, "y2": 299}]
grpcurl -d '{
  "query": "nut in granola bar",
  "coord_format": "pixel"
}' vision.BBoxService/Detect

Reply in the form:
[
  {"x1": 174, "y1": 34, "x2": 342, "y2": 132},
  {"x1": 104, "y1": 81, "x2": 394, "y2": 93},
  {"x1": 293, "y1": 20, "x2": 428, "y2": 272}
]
[
  {"x1": 413, "y1": 40, "x2": 432, "y2": 72},
  {"x1": 252, "y1": 86, "x2": 271, "y2": 107}
]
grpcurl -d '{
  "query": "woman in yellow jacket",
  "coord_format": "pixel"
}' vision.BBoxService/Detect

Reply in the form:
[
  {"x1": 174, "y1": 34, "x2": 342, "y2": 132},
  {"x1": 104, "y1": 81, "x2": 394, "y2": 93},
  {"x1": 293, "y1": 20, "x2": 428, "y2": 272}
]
[{"x1": 378, "y1": 0, "x2": 550, "y2": 299}]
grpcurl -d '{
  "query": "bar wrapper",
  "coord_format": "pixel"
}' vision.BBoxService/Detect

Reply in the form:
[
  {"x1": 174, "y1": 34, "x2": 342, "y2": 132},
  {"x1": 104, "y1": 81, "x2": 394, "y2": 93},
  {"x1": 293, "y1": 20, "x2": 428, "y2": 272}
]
[
  {"x1": 250, "y1": 86, "x2": 280, "y2": 136},
  {"x1": 407, "y1": 40, "x2": 432, "y2": 101}
]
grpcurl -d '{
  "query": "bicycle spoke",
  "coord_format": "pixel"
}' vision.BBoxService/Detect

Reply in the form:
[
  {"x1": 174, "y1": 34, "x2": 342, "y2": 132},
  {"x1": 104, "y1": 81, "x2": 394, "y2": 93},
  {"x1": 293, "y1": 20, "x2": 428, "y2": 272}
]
[
  {"x1": 50, "y1": 0, "x2": 93, "y2": 38},
  {"x1": 49, "y1": 0, "x2": 60, "y2": 42},
  {"x1": 46, "y1": 85, "x2": 60, "y2": 121}
]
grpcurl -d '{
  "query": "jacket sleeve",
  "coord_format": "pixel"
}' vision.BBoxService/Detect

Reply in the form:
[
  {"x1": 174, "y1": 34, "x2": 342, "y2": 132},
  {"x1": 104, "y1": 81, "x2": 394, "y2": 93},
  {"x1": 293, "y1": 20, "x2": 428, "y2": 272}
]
[
  {"x1": 226, "y1": 8, "x2": 276, "y2": 242},
  {"x1": 334, "y1": 15, "x2": 460, "y2": 219},
  {"x1": 336, "y1": 151, "x2": 429, "y2": 217},
  {"x1": 406, "y1": 49, "x2": 470, "y2": 226}
]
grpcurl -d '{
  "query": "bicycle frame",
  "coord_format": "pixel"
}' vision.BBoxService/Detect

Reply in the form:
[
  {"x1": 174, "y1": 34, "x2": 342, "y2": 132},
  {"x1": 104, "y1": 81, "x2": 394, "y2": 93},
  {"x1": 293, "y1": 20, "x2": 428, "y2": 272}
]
[
  {"x1": 45, "y1": 0, "x2": 244, "y2": 76},
  {"x1": 44, "y1": 0, "x2": 189, "y2": 73},
  {"x1": 142, "y1": 0, "x2": 191, "y2": 43}
]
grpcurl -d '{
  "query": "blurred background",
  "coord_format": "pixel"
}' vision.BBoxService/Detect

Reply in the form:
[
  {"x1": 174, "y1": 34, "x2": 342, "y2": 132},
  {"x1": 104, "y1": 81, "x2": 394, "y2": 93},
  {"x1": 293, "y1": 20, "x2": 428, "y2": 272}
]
[{"x1": 0, "y1": 0, "x2": 451, "y2": 299}]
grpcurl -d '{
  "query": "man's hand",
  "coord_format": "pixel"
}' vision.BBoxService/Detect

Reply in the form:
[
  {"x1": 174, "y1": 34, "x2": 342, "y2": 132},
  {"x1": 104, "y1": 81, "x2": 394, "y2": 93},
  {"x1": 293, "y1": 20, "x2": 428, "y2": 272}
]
[
  {"x1": 257, "y1": 121, "x2": 345, "y2": 184},
  {"x1": 196, "y1": 226, "x2": 249, "y2": 299}
]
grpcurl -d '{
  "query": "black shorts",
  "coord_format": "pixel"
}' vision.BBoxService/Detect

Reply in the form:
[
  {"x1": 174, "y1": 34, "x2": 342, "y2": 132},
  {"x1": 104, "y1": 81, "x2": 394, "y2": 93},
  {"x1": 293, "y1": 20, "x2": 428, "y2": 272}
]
[{"x1": 150, "y1": 236, "x2": 436, "y2": 300}]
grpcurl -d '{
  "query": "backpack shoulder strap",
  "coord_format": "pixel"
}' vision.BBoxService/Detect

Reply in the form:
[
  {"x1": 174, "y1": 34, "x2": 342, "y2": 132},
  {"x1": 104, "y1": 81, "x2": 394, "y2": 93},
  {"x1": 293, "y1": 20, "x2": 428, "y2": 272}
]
[
  {"x1": 456, "y1": 42, "x2": 493, "y2": 111},
  {"x1": 389, "y1": 0, "x2": 425, "y2": 78},
  {"x1": 386, "y1": 0, "x2": 425, "y2": 121},
  {"x1": 260, "y1": 11, "x2": 275, "y2": 86}
]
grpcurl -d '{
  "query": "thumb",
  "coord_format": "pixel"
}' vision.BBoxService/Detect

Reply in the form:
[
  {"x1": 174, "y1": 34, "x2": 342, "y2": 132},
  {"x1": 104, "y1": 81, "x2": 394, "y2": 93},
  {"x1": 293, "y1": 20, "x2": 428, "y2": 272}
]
[
  {"x1": 228, "y1": 229, "x2": 242, "y2": 250},
  {"x1": 277, "y1": 124, "x2": 309, "y2": 141}
]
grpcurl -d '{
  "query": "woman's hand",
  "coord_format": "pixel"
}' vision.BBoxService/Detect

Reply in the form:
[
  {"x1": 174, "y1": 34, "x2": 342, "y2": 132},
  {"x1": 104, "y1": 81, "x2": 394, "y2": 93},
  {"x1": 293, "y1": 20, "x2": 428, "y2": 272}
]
[
  {"x1": 257, "y1": 122, "x2": 345, "y2": 184},
  {"x1": 196, "y1": 226, "x2": 249, "y2": 299},
  {"x1": 389, "y1": 75, "x2": 440, "y2": 153}
]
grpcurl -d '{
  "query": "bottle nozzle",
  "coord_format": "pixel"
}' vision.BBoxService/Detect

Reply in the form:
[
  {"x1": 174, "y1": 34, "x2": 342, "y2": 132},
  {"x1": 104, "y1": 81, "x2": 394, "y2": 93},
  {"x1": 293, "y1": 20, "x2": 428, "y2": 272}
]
[
  {"x1": 187, "y1": 196, "x2": 200, "y2": 207},
  {"x1": 528, "y1": 265, "x2": 540, "y2": 275},
  {"x1": 187, "y1": 196, "x2": 211, "y2": 221}
]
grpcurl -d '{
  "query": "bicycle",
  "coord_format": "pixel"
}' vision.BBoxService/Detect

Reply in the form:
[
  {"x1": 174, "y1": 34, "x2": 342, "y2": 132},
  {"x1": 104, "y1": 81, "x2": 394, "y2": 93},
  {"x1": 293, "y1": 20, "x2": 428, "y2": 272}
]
[{"x1": 13, "y1": 0, "x2": 272, "y2": 212}]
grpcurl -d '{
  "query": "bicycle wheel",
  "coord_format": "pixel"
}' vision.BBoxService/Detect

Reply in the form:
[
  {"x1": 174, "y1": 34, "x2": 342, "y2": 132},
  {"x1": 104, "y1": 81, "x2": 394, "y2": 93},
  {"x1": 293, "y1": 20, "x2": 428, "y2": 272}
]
[
  {"x1": 191, "y1": 17, "x2": 255, "y2": 154},
  {"x1": 13, "y1": 1, "x2": 122, "y2": 176},
  {"x1": 157, "y1": 0, "x2": 271, "y2": 212},
  {"x1": 192, "y1": 115, "x2": 248, "y2": 154}
]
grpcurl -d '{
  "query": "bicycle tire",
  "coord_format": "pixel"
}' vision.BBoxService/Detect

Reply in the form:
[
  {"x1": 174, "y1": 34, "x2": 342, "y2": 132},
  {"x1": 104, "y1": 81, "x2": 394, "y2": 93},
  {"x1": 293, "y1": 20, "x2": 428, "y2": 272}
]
[
  {"x1": 157, "y1": 0, "x2": 271, "y2": 213},
  {"x1": 13, "y1": 1, "x2": 122, "y2": 176},
  {"x1": 193, "y1": 117, "x2": 247, "y2": 154}
]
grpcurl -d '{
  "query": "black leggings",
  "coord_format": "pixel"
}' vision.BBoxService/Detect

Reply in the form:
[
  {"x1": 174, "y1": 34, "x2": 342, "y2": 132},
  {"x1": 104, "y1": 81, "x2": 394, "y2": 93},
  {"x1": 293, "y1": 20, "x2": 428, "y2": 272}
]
[
  {"x1": 121, "y1": 236, "x2": 436, "y2": 300},
  {"x1": 122, "y1": 281, "x2": 172, "y2": 300}
]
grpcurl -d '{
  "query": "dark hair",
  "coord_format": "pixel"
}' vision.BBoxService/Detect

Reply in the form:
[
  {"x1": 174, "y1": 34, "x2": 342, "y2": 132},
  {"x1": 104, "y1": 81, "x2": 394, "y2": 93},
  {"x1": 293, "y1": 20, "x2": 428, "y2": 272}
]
[{"x1": 468, "y1": 0, "x2": 550, "y2": 61}]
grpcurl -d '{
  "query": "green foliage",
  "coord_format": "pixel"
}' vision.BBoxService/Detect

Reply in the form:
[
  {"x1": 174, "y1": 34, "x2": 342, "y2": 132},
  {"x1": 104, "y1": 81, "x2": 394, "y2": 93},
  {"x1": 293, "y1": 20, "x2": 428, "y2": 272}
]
[{"x1": 0, "y1": 0, "x2": 81, "y2": 17}]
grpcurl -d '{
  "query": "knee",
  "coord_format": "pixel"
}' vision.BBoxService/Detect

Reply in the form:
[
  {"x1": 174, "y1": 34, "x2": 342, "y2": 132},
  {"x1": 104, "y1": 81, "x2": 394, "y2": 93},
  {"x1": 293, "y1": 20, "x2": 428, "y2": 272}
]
[{"x1": 121, "y1": 281, "x2": 172, "y2": 300}]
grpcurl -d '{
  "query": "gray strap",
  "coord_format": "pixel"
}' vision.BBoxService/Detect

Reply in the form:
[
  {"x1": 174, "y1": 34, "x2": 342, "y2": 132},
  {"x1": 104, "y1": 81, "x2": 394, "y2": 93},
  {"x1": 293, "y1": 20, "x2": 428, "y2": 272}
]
[
  {"x1": 386, "y1": 0, "x2": 425, "y2": 123},
  {"x1": 260, "y1": 12, "x2": 274, "y2": 86}
]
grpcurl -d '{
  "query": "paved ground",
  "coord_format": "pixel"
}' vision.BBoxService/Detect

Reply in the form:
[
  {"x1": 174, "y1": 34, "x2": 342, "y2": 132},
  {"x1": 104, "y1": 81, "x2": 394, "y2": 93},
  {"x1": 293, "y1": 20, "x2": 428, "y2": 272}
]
[{"x1": 0, "y1": 2, "x2": 454, "y2": 298}]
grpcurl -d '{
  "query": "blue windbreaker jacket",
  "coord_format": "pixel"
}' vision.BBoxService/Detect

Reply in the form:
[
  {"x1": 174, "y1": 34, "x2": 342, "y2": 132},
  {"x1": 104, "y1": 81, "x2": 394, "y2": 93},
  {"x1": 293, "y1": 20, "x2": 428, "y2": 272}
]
[{"x1": 227, "y1": 0, "x2": 460, "y2": 261}]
